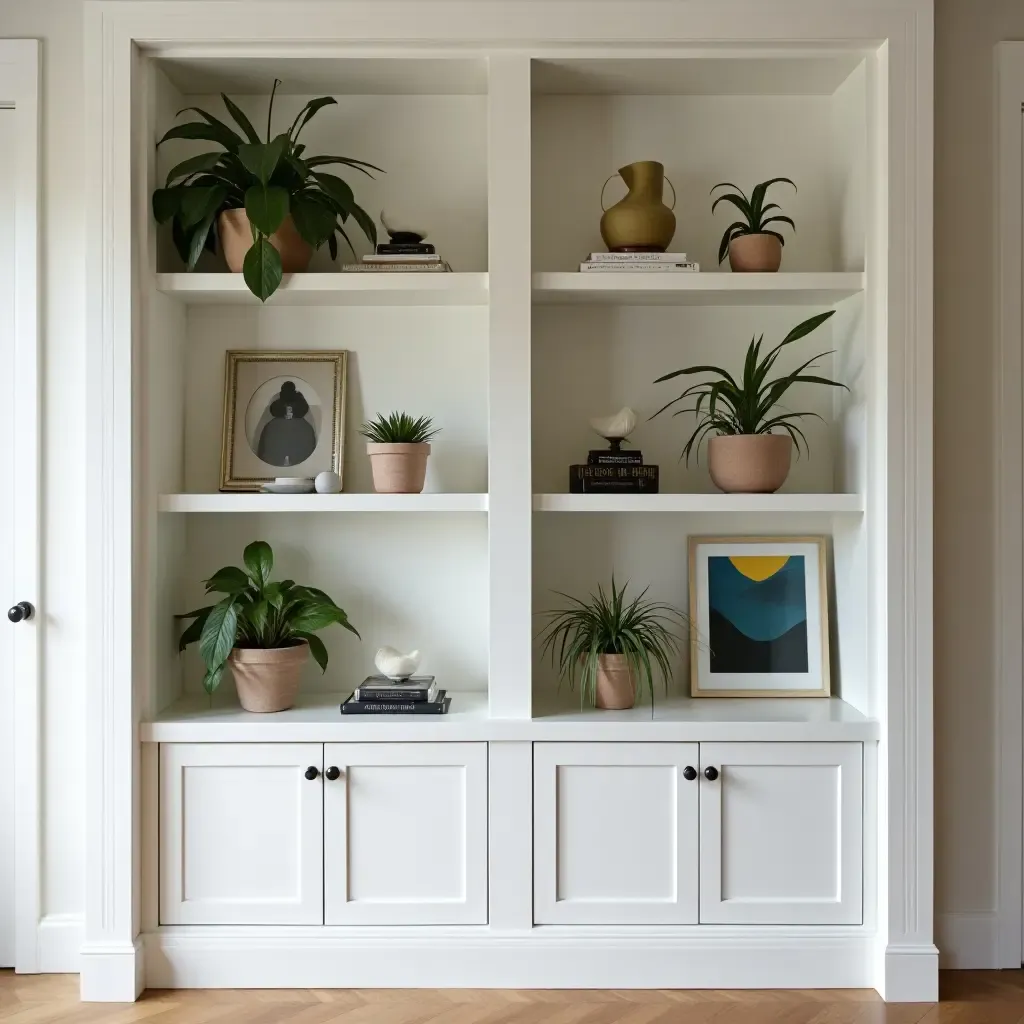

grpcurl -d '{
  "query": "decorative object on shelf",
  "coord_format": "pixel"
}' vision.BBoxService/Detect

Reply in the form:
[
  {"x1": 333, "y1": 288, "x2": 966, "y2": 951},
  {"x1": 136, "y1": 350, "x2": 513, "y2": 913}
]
[
  {"x1": 688, "y1": 536, "x2": 830, "y2": 697},
  {"x1": 177, "y1": 539, "x2": 359, "y2": 712},
  {"x1": 152, "y1": 79, "x2": 382, "y2": 301},
  {"x1": 340, "y1": 688, "x2": 451, "y2": 715},
  {"x1": 569, "y1": 464, "x2": 659, "y2": 494},
  {"x1": 260, "y1": 476, "x2": 315, "y2": 494},
  {"x1": 650, "y1": 310, "x2": 845, "y2": 493},
  {"x1": 374, "y1": 645, "x2": 422, "y2": 681},
  {"x1": 221, "y1": 350, "x2": 347, "y2": 492},
  {"x1": 360, "y1": 412, "x2": 440, "y2": 494},
  {"x1": 344, "y1": 217, "x2": 452, "y2": 271},
  {"x1": 589, "y1": 407, "x2": 638, "y2": 452},
  {"x1": 380, "y1": 210, "x2": 429, "y2": 246},
  {"x1": 711, "y1": 177, "x2": 796, "y2": 272},
  {"x1": 599, "y1": 160, "x2": 677, "y2": 253},
  {"x1": 314, "y1": 470, "x2": 343, "y2": 494},
  {"x1": 355, "y1": 675, "x2": 438, "y2": 702},
  {"x1": 537, "y1": 577, "x2": 689, "y2": 711}
]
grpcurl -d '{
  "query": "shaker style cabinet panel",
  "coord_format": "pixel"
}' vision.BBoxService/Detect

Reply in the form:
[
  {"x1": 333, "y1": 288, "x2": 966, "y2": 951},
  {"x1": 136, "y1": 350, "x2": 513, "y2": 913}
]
[
  {"x1": 159, "y1": 743, "x2": 324, "y2": 925},
  {"x1": 698, "y1": 742, "x2": 863, "y2": 925},
  {"x1": 533, "y1": 742, "x2": 699, "y2": 924},
  {"x1": 323, "y1": 742, "x2": 488, "y2": 924}
]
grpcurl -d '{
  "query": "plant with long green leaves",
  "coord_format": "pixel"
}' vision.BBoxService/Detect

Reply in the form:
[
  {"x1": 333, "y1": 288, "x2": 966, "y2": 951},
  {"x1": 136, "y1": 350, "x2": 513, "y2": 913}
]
[
  {"x1": 359, "y1": 412, "x2": 441, "y2": 444},
  {"x1": 711, "y1": 177, "x2": 796, "y2": 264},
  {"x1": 537, "y1": 578, "x2": 689, "y2": 710},
  {"x1": 152, "y1": 80, "x2": 382, "y2": 301},
  {"x1": 178, "y1": 540, "x2": 359, "y2": 696},
  {"x1": 650, "y1": 310, "x2": 846, "y2": 464}
]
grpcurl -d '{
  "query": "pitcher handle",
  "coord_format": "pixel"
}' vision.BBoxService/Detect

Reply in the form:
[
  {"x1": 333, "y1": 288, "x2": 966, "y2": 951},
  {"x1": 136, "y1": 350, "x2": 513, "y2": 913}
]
[
  {"x1": 665, "y1": 175, "x2": 677, "y2": 211},
  {"x1": 600, "y1": 173, "x2": 619, "y2": 213}
]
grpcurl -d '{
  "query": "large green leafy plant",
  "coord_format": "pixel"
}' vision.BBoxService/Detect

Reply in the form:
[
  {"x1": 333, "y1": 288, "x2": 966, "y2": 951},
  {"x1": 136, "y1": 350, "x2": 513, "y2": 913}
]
[
  {"x1": 152, "y1": 80, "x2": 381, "y2": 301},
  {"x1": 537, "y1": 578, "x2": 688, "y2": 709},
  {"x1": 711, "y1": 177, "x2": 796, "y2": 264},
  {"x1": 650, "y1": 310, "x2": 846, "y2": 463},
  {"x1": 178, "y1": 540, "x2": 359, "y2": 695}
]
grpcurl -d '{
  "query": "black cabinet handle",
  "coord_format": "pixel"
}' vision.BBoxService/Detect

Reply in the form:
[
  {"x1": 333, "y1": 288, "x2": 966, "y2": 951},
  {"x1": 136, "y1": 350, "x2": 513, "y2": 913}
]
[
  {"x1": 304, "y1": 766, "x2": 319, "y2": 780},
  {"x1": 7, "y1": 602, "x2": 33, "y2": 623},
  {"x1": 682, "y1": 766, "x2": 697, "y2": 781},
  {"x1": 325, "y1": 766, "x2": 341, "y2": 781},
  {"x1": 704, "y1": 766, "x2": 719, "y2": 781}
]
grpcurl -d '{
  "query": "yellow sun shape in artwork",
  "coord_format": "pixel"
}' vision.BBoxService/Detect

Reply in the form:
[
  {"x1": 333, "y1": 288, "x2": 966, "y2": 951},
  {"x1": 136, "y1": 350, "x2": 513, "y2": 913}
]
[{"x1": 728, "y1": 555, "x2": 791, "y2": 582}]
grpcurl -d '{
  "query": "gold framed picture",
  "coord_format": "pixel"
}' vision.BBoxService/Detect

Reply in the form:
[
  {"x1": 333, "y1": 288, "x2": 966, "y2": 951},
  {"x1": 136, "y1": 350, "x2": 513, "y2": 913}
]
[
  {"x1": 688, "y1": 535, "x2": 831, "y2": 697},
  {"x1": 220, "y1": 350, "x2": 348, "y2": 492}
]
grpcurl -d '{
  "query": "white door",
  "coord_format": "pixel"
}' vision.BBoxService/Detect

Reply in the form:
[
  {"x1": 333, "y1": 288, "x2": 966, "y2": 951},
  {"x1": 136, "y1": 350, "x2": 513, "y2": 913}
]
[
  {"x1": 0, "y1": 42, "x2": 40, "y2": 971},
  {"x1": 324, "y1": 742, "x2": 487, "y2": 924},
  {"x1": 159, "y1": 743, "x2": 324, "y2": 925},
  {"x1": 699, "y1": 742, "x2": 863, "y2": 925},
  {"x1": 533, "y1": 742, "x2": 699, "y2": 924}
]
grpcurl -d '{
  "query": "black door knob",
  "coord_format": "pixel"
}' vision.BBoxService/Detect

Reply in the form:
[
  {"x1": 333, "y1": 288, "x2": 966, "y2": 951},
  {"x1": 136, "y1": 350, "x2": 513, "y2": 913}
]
[
  {"x1": 304, "y1": 766, "x2": 319, "y2": 780},
  {"x1": 7, "y1": 602, "x2": 33, "y2": 623},
  {"x1": 682, "y1": 766, "x2": 697, "y2": 781},
  {"x1": 704, "y1": 766, "x2": 719, "y2": 781},
  {"x1": 325, "y1": 766, "x2": 341, "y2": 781}
]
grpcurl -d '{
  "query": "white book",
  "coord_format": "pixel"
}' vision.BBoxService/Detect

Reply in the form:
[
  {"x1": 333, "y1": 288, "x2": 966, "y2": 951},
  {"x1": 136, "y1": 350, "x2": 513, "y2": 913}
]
[
  {"x1": 363, "y1": 253, "x2": 442, "y2": 263},
  {"x1": 579, "y1": 261, "x2": 700, "y2": 273},
  {"x1": 587, "y1": 252, "x2": 688, "y2": 263}
]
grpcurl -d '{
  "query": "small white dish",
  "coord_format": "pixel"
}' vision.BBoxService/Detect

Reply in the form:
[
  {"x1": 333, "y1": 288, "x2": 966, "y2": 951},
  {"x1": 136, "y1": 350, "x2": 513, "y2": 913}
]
[{"x1": 260, "y1": 478, "x2": 315, "y2": 494}]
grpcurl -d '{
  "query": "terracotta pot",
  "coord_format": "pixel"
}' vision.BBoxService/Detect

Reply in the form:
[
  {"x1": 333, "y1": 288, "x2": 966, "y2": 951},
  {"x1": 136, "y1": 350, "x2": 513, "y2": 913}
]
[
  {"x1": 218, "y1": 210, "x2": 313, "y2": 274},
  {"x1": 595, "y1": 653, "x2": 637, "y2": 710},
  {"x1": 228, "y1": 642, "x2": 309, "y2": 713},
  {"x1": 728, "y1": 233, "x2": 782, "y2": 272},
  {"x1": 600, "y1": 160, "x2": 677, "y2": 253},
  {"x1": 708, "y1": 434, "x2": 793, "y2": 494},
  {"x1": 367, "y1": 442, "x2": 430, "y2": 494}
]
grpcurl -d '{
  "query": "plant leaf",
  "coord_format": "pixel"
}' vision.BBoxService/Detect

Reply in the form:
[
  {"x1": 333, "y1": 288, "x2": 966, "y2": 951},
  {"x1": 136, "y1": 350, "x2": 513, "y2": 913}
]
[
  {"x1": 199, "y1": 597, "x2": 239, "y2": 669},
  {"x1": 151, "y1": 187, "x2": 183, "y2": 224},
  {"x1": 205, "y1": 566, "x2": 250, "y2": 595},
  {"x1": 158, "y1": 120, "x2": 239, "y2": 150},
  {"x1": 289, "y1": 96, "x2": 338, "y2": 141},
  {"x1": 291, "y1": 193, "x2": 338, "y2": 247},
  {"x1": 244, "y1": 184, "x2": 289, "y2": 236},
  {"x1": 242, "y1": 236, "x2": 283, "y2": 302},
  {"x1": 243, "y1": 540, "x2": 273, "y2": 589},
  {"x1": 297, "y1": 631, "x2": 329, "y2": 672},
  {"x1": 238, "y1": 134, "x2": 288, "y2": 185},
  {"x1": 165, "y1": 151, "x2": 223, "y2": 187},
  {"x1": 303, "y1": 154, "x2": 384, "y2": 177},
  {"x1": 220, "y1": 93, "x2": 261, "y2": 144}
]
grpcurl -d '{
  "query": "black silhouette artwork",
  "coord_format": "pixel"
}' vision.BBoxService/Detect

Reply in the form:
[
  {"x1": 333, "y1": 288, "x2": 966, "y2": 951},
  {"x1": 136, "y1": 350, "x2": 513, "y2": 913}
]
[{"x1": 255, "y1": 381, "x2": 318, "y2": 467}]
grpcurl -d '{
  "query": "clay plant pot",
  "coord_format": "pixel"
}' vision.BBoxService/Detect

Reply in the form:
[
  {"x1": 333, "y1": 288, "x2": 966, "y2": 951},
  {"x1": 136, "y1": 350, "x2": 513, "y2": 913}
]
[
  {"x1": 595, "y1": 653, "x2": 637, "y2": 710},
  {"x1": 228, "y1": 642, "x2": 309, "y2": 713},
  {"x1": 218, "y1": 209, "x2": 313, "y2": 274},
  {"x1": 367, "y1": 442, "x2": 431, "y2": 494},
  {"x1": 728, "y1": 233, "x2": 783, "y2": 272},
  {"x1": 708, "y1": 434, "x2": 793, "y2": 494}
]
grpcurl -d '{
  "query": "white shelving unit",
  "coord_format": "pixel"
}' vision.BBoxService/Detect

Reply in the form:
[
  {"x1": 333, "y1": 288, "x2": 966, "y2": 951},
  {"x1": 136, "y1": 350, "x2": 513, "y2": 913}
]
[
  {"x1": 533, "y1": 493, "x2": 863, "y2": 513},
  {"x1": 159, "y1": 493, "x2": 488, "y2": 513}
]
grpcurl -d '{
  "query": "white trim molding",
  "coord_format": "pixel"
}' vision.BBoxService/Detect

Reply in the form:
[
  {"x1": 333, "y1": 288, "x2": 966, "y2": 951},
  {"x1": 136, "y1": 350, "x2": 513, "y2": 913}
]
[{"x1": 37, "y1": 914, "x2": 85, "y2": 974}]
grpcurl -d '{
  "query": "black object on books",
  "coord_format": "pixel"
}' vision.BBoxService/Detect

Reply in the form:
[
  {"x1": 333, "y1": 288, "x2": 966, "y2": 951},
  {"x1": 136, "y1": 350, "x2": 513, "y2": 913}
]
[
  {"x1": 376, "y1": 242, "x2": 436, "y2": 255},
  {"x1": 340, "y1": 690, "x2": 451, "y2": 715},
  {"x1": 569, "y1": 464, "x2": 659, "y2": 493},
  {"x1": 588, "y1": 450, "x2": 643, "y2": 466},
  {"x1": 354, "y1": 675, "x2": 437, "y2": 702}
]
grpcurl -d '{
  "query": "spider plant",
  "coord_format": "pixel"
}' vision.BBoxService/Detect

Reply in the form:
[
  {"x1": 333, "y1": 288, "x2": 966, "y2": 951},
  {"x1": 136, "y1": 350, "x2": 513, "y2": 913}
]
[
  {"x1": 537, "y1": 578, "x2": 688, "y2": 710},
  {"x1": 650, "y1": 309, "x2": 846, "y2": 464},
  {"x1": 359, "y1": 413, "x2": 441, "y2": 444},
  {"x1": 711, "y1": 177, "x2": 796, "y2": 264},
  {"x1": 152, "y1": 79, "x2": 382, "y2": 301}
]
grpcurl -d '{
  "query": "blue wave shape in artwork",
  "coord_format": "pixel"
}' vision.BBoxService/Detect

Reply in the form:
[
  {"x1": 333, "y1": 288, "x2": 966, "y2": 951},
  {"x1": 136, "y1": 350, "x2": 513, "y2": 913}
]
[{"x1": 707, "y1": 555, "x2": 807, "y2": 642}]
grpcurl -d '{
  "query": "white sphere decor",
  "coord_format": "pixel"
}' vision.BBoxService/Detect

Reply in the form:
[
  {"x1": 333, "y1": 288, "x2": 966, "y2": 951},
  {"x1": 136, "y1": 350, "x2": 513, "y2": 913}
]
[{"x1": 314, "y1": 470, "x2": 342, "y2": 494}]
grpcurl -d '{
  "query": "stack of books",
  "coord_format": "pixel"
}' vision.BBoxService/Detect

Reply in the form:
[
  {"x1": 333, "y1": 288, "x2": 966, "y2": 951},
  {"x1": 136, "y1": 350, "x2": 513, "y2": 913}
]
[
  {"x1": 579, "y1": 252, "x2": 699, "y2": 273},
  {"x1": 342, "y1": 240, "x2": 452, "y2": 273},
  {"x1": 340, "y1": 675, "x2": 452, "y2": 715},
  {"x1": 570, "y1": 447, "x2": 659, "y2": 493}
]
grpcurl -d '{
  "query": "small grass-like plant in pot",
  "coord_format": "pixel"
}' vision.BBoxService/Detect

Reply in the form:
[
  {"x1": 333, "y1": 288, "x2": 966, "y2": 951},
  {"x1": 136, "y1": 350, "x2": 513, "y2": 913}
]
[
  {"x1": 537, "y1": 578, "x2": 689, "y2": 711},
  {"x1": 178, "y1": 540, "x2": 359, "y2": 713},
  {"x1": 650, "y1": 310, "x2": 845, "y2": 494},
  {"x1": 711, "y1": 177, "x2": 796, "y2": 272},
  {"x1": 360, "y1": 412, "x2": 441, "y2": 494}
]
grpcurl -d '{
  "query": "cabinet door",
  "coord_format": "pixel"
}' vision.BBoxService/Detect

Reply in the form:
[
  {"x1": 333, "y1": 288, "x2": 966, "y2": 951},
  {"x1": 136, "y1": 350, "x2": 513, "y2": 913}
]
[
  {"x1": 159, "y1": 743, "x2": 324, "y2": 925},
  {"x1": 699, "y1": 742, "x2": 862, "y2": 925},
  {"x1": 533, "y1": 742, "x2": 699, "y2": 924},
  {"x1": 324, "y1": 742, "x2": 487, "y2": 924}
]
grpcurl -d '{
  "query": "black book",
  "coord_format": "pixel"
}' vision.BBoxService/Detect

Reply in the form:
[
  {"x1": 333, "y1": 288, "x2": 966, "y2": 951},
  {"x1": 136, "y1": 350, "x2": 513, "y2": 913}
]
[
  {"x1": 376, "y1": 242, "x2": 436, "y2": 255},
  {"x1": 587, "y1": 450, "x2": 643, "y2": 466},
  {"x1": 354, "y1": 676, "x2": 438, "y2": 702},
  {"x1": 569, "y1": 464, "x2": 659, "y2": 493},
  {"x1": 340, "y1": 690, "x2": 451, "y2": 715}
]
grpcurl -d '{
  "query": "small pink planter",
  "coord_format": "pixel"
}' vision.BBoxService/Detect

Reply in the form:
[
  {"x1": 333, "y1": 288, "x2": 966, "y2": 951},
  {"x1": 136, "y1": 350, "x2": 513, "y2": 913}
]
[
  {"x1": 228, "y1": 642, "x2": 309, "y2": 713},
  {"x1": 367, "y1": 442, "x2": 431, "y2": 494},
  {"x1": 728, "y1": 233, "x2": 783, "y2": 272},
  {"x1": 708, "y1": 434, "x2": 793, "y2": 494},
  {"x1": 218, "y1": 210, "x2": 313, "y2": 274},
  {"x1": 595, "y1": 654, "x2": 637, "y2": 710}
]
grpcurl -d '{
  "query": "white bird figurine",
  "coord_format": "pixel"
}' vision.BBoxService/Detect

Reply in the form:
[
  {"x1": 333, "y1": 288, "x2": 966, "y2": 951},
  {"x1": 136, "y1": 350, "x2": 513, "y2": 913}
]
[
  {"x1": 374, "y1": 646, "x2": 422, "y2": 681},
  {"x1": 590, "y1": 407, "x2": 638, "y2": 445}
]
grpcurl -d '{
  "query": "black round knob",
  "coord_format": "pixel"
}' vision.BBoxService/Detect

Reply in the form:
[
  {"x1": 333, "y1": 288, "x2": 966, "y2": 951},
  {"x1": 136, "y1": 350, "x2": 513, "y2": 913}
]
[
  {"x1": 325, "y1": 766, "x2": 341, "y2": 781},
  {"x1": 304, "y1": 766, "x2": 319, "y2": 780},
  {"x1": 682, "y1": 766, "x2": 697, "y2": 781},
  {"x1": 7, "y1": 602, "x2": 33, "y2": 623},
  {"x1": 704, "y1": 766, "x2": 719, "y2": 781}
]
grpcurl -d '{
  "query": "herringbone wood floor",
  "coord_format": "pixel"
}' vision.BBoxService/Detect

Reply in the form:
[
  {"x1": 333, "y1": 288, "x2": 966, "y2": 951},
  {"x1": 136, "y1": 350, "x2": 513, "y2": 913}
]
[{"x1": 0, "y1": 971, "x2": 1022, "y2": 1023}]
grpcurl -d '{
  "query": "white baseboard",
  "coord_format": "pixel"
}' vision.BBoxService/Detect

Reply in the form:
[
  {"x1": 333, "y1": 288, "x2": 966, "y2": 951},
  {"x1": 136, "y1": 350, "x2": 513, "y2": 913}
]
[
  {"x1": 937, "y1": 911, "x2": 999, "y2": 969},
  {"x1": 36, "y1": 914, "x2": 84, "y2": 973},
  {"x1": 879, "y1": 944, "x2": 940, "y2": 1002},
  {"x1": 80, "y1": 938, "x2": 144, "y2": 1002}
]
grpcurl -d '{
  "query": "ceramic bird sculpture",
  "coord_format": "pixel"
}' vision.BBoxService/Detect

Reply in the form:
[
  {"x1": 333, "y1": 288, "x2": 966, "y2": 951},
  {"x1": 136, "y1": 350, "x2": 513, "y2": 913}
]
[
  {"x1": 374, "y1": 646, "x2": 422, "y2": 681},
  {"x1": 590, "y1": 407, "x2": 638, "y2": 451}
]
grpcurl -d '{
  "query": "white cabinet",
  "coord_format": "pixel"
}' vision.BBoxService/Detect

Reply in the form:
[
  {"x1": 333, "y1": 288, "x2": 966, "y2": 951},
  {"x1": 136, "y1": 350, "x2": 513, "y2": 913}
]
[
  {"x1": 323, "y1": 742, "x2": 488, "y2": 924},
  {"x1": 699, "y1": 742, "x2": 863, "y2": 925},
  {"x1": 533, "y1": 742, "x2": 699, "y2": 924},
  {"x1": 159, "y1": 743, "x2": 324, "y2": 925}
]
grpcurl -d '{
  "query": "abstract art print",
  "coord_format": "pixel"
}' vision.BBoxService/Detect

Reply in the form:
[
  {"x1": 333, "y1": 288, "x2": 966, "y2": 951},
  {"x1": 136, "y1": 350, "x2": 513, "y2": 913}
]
[
  {"x1": 689, "y1": 537, "x2": 830, "y2": 696},
  {"x1": 220, "y1": 351, "x2": 347, "y2": 491}
]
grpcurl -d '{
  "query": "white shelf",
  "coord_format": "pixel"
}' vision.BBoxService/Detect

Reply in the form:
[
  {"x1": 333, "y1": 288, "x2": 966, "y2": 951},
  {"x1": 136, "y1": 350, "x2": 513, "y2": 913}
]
[
  {"x1": 532, "y1": 272, "x2": 865, "y2": 306},
  {"x1": 533, "y1": 493, "x2": 864, "y2": 514},
  {"x1": 141, "y1": 692, "x2": 877, "y2": 743},
  {"x1": 156, "y1": 272, "x2": 489, "y2": 306},
  {"x1": 159, "y1": 493, "x2": 488, "y2": 513}
]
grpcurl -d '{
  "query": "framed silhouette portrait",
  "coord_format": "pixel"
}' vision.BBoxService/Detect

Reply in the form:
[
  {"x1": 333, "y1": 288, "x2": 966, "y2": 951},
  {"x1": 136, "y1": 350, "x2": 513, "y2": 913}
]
[{"x1": 220, "y1": 351, "x2": 348, "y2": 491}]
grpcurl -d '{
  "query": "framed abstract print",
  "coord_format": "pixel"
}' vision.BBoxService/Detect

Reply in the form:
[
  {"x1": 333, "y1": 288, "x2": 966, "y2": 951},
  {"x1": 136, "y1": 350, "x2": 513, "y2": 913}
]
[
  {"x1": 688, "y1": 536, "x2": 830, "y2": 697},
  {"x1": 220, "y1": 351, "x2": 348, "y2": 491}
]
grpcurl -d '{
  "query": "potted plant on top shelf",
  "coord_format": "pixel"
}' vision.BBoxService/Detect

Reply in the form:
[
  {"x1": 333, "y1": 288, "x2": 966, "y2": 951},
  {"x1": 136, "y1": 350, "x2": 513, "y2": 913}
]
[
  {"x1": 178, "y1": 540, "x2": 359, "y2": 713},
  {"x1": 152, "y1": 79, "x2": 382, "y2": 301},
  {"x1": 712, "y1": 177, "x2": 796, "y2": 272},
  {"x1": 360, "y1": 412, "x2": 441, "y2": 494},
  {"x1": 650, "y1": 309, "x2": 846, "y2": 494}
]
